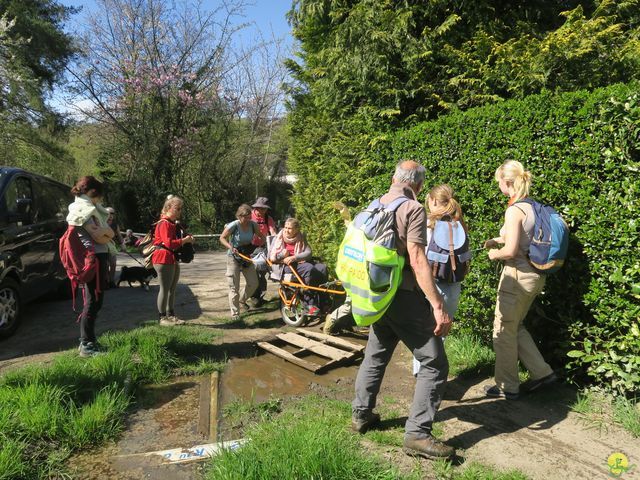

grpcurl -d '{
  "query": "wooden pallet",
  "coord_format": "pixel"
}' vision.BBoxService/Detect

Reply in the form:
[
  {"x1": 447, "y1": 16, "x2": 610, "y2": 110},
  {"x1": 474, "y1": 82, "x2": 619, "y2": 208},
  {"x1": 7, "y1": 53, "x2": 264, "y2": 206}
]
[{"x1": 257, "y1": 329, "x2": 365, "y2": 374}]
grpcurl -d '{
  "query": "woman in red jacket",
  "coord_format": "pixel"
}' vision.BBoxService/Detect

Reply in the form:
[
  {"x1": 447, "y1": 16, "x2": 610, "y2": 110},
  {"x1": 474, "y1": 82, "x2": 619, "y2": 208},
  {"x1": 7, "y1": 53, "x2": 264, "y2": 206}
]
[{"x1": 153, "y1": 195, "x2": 193, "y2": 325}]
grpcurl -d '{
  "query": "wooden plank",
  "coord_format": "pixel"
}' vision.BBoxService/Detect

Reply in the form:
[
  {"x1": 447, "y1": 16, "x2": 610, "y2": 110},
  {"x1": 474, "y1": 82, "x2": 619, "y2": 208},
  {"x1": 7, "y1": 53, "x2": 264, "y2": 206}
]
[
  {"x1": 257, "y1": 341, "x2": 322, "y2": 373},
  {"x1": 277, "y1": 332, "x2": 353, "y2": 361},
  {"x1": 197, "y1": 374, "x2": 211, "y2": 438},
  {"x1": 209, "y1": 371, "x2": 219, "y2": 441},
  {"x1": 297, "y1": 329, "x2": 365, "y2": 353}
]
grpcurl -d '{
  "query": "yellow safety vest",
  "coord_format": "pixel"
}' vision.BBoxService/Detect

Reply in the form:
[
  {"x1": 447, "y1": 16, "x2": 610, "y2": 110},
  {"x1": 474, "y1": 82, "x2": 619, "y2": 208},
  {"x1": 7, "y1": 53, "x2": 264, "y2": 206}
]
[{"x1": 335, "y1": 197, "x2": 408, "y2": 326}]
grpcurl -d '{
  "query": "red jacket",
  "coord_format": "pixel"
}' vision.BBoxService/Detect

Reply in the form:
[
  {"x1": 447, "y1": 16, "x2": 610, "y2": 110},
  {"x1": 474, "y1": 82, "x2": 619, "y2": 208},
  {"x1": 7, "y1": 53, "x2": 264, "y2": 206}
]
[
  {"x1": 251, "y1": 211, "x2": 276, "y2": 246},
  {"x1": 151, "y1": 217, "x2": 183, "y2": 265}
]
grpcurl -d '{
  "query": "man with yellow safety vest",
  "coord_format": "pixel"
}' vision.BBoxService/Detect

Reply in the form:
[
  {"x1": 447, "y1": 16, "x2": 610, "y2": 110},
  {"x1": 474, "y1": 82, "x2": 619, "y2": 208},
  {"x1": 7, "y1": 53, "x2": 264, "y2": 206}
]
[{"x1": 351, "y1": 160, "x2": 456, "y2": 460}]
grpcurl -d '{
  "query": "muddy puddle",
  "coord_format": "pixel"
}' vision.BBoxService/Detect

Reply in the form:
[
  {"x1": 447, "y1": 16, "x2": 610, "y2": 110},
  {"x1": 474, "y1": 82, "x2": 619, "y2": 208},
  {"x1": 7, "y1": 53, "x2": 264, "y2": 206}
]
[
  {"x1": 68, "y1": 339, "x2": 364, "y2": 480},
  {"x1": 220, "y1": 347, "x2": 360, "y2": 405}
]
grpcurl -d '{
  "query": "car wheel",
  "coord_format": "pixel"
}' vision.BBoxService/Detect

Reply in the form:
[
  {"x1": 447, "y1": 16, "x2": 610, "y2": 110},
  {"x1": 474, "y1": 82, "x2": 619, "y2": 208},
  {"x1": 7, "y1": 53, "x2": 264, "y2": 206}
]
[{"x1": 0, "y1": 278, "x2": 21, "y2": 339}]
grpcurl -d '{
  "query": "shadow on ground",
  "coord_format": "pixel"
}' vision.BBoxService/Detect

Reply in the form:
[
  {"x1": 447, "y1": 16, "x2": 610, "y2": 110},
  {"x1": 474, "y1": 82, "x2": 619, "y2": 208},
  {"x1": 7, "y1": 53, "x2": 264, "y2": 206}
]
[{"x1": 0, "y1": 283, "x2": 203, "y2": 363}]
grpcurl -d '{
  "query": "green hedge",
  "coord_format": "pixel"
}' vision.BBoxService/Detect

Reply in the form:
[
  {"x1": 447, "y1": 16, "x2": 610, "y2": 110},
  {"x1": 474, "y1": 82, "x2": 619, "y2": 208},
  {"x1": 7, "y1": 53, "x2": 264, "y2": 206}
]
[{"x1": 290, "y1": 83, "x2": 640, "y2": 395}]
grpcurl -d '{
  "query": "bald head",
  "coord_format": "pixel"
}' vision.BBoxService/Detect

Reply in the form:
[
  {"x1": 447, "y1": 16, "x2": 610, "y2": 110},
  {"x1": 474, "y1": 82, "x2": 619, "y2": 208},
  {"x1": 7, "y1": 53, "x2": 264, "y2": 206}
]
[{"x1": 393, "y1": 160, "x2": 425, "y2": 190}]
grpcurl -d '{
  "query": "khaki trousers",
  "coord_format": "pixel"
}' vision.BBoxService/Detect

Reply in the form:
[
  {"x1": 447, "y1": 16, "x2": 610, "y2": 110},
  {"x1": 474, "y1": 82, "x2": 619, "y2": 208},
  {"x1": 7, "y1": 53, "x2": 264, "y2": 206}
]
[
  {"x1": 493, "y1": 264, "x2": 554, "y2": 393},
  {"x1": 225, "y1": 255, "x2": 258, "y2": 316}
]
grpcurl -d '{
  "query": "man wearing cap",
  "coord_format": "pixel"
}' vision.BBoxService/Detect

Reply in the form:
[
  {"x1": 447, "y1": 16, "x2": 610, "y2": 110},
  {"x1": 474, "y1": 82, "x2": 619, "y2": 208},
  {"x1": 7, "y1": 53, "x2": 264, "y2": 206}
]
[
  {"x1": 106, "y1": 207, "x2": 124, "y2": 288},
  {"x1": 251, "y1": 197, "x2": 277, "y2": 306}
]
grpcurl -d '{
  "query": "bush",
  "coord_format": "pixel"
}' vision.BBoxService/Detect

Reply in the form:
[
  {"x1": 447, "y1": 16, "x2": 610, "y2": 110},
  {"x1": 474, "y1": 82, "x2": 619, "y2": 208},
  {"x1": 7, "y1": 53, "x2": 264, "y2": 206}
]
[{"x1": 290, "y1": 83, "x2": 640, "y2": 395}]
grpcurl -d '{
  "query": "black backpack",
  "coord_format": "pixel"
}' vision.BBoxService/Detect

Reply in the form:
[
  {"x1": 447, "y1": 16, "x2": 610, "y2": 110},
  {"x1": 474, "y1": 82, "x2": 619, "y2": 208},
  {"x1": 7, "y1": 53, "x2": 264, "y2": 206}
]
[
  {"x1": 175, "y1": 242, "x2": 195, "y2": 263},
  {"x1": 426, "y1": 219, "x2": 471, "y2": 283}
]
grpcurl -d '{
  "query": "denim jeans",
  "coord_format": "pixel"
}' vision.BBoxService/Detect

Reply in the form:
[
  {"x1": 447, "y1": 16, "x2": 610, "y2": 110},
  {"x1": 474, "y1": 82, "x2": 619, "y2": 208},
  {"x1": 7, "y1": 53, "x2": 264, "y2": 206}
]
[{"x1": 412, "y1": 281, "x2": 461, "y2": 375}]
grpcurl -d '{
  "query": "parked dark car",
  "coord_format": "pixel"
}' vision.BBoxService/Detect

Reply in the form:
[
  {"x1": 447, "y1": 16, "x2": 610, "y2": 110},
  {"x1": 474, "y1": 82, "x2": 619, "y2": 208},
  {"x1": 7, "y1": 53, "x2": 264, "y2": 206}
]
[{"x1": 0, "y1": 167, "x2": 72, "y2": 339}]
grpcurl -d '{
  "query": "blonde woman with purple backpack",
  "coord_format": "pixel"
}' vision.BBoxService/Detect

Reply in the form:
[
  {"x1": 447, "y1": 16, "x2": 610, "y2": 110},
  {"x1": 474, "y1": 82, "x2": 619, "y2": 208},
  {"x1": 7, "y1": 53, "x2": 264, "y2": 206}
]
[{"x1": 413, "y1": 184, "x2": 469, "y2": 375}]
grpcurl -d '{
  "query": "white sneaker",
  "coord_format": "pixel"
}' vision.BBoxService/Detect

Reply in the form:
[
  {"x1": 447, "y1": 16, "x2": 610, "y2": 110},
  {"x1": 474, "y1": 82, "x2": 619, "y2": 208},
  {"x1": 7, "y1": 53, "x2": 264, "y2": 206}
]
[{"x1": 166, "y1": 315, "x2": 186, "y2": 325}]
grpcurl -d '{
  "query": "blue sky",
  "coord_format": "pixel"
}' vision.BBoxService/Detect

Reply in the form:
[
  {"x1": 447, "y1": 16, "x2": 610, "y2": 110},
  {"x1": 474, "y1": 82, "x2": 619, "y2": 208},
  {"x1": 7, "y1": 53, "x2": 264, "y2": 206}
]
[
  {"x1": 59, "y1": 0, "x2": 293, "y2": 47},
  {"x1": 53, "y1": 1, "x2": 294, "y2": 113}
]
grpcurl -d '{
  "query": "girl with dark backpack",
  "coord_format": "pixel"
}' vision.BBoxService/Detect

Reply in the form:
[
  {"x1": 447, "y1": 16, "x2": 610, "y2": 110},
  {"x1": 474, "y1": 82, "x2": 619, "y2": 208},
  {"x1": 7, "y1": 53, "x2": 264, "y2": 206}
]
[
  {"x1": 65, "y1": 176, "x2": 114, "y2": 357},
  {"x1": 412, "y1": 184, "x2": 469, "y2": 375},
  {"x1": 483, "y1": 160, "x2": 557, "y2": 400}
]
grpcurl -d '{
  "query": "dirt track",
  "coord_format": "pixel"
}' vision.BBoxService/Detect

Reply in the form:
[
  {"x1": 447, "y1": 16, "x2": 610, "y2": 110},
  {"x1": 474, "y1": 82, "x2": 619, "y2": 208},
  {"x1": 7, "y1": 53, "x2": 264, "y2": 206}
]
[{"x1": 1, "y1": 251, "x2": 638, "y2": 479}]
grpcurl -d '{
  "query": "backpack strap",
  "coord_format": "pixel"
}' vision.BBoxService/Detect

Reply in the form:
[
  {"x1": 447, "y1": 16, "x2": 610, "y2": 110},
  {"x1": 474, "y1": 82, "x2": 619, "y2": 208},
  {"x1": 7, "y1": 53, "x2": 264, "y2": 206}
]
[
  {"x1": 448, "y1": 221, "x2": 457, "y2": 272},
  {"x1": 383, "y1": 196, "x2": 410, "y2": 212},
  {"x1": 512, "y1": 198, "x2": 535, "y2": 214}
]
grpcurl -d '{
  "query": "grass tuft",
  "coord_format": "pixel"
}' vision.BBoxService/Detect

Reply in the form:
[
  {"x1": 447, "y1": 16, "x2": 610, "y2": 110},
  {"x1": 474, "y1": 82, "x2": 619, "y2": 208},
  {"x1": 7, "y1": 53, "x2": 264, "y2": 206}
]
[
  {"x1": 208, "y1": 396, "x2": 418, "y2": 480},
  {"x1": 613, "y1": 396, "x2": 640, "y2": 437},
  {"x1": 0, "y1": 324, "x2": 222, "y2": 478},
  {"x1": 445, "y1": 334, "x2": 495, "y2": 377},
  {"x1": 0, "y1": 438, "x2": 28, "y2": 480},
  {"x1": 572, "y1": 389, "x2": 640, "y2": 437},
  {"x1": 64, "y1": 386, "x2": 130, "y2": 448},
  {"x1": 433, "y1": 459, "x2": 530, "y2": 479}
]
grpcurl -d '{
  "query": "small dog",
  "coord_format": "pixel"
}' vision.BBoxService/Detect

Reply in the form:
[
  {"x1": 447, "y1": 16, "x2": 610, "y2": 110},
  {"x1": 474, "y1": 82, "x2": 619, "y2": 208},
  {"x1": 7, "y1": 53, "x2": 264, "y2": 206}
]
[{"x1": 117, "y1": 266, "x2": 157, "y2": 291}]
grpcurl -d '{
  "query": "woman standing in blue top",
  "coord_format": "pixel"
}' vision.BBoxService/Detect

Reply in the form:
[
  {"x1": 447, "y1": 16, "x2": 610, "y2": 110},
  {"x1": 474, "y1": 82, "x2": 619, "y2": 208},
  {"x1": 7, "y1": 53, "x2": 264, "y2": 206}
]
[{"x1": 220, "y1": 204, "x2": 265, "y2": 321}]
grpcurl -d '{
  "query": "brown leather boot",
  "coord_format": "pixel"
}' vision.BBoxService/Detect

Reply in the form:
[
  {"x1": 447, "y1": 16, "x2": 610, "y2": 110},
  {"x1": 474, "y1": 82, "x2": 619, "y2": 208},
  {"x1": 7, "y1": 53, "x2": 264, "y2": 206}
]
[
  {"x1": 403, "y1": 435, "x2": 455, "y2": 459},
  {"x1": 351, "y1": 410, "x2": 381, "y2": 433}
]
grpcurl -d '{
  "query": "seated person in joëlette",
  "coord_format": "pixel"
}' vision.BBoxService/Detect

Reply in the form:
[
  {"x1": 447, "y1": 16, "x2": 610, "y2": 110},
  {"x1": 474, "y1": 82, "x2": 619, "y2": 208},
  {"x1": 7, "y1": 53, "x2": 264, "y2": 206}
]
[{"x1": 269, "y1": 217, "x2": 328, "y2": 316}]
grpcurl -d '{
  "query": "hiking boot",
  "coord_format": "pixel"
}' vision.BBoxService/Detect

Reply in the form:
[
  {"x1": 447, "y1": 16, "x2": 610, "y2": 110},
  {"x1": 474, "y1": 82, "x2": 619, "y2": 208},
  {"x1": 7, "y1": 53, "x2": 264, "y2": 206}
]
[
  {"x1": 403, "y1": 435, "x2": 455, "y2": 459},
  {"x1": 78, "y1": 342, "x2": 101, "y2": 358},
  {"x1": 520, "y1": 372, "x2": 558, "y2": 393},
  {"x1": 248, "y1": 297, "x2": 264, "y2": 308},
  {"x1": 351, "y1": 410, "x2": 380, "y2": 433},
  {"x1": 166, "y1": 315, "x2": 186, "y2": 325},
  {"x1": 323, "y1": 315, "x2": 338, "y2": 335},
  {"x1": 483, "y1": 384, "x2": 520, "y2": 400}
]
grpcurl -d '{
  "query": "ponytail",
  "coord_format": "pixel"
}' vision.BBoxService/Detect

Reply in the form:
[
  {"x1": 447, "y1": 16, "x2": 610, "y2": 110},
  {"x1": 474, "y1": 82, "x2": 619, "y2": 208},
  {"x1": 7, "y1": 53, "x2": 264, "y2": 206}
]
[
  {"x1": 495, "y1": 160, "x2": 532, "y2": 201},
  {"x1": 426, "y1": 184, "x2": 465, "y2": 228}
]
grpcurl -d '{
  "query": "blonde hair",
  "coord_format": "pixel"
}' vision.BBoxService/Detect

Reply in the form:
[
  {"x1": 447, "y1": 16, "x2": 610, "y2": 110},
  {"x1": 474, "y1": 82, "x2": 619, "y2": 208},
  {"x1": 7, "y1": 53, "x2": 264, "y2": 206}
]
[
  {"x1": 427, "y1": 184, "x2": 464, "y2": 228},
  {"x1": 235, "y1": 204, "x2": 252, "y2": 218},
  {"x1": 284, "y1": 217, "x2": 300, "y2": 231},
  {"x1": 495, "y1": 160, "x2": 532, "y2": 201},
  {"x1": 161, "y1": 195, "x2": 183, "y2": 215}
]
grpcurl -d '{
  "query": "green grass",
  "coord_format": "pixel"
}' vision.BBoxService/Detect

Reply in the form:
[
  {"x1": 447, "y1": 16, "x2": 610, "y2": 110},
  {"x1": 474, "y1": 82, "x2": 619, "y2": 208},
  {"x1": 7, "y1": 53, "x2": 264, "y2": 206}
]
[
  {"x1": 433, "y1": 459, "x2": 530, "y2": 479},
  {"x1": 223, "y1": 396, "x2": 282, "y2": 426},
  {"x1": 613, "y1": 396, "x2": 640, "y2": 436},
  {"x1": 207, "y1": 395, "x2": 423, "y2": 480},
  {"x1": 0, "y1": 324, "x2": 223, "y2": 479},
  {"x1": 445, "y1": 334, "x2": 495, "y2": 377},
  {"x1": 209, "y1": 395, "x2": 533, "y2": 480},
  {"x1": 572, "y1": 389, "x2": 640, "y2": 437}
]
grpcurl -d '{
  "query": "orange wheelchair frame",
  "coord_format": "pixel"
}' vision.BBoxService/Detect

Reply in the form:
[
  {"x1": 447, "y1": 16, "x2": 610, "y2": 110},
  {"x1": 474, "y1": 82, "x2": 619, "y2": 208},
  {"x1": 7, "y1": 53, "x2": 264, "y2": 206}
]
[{"x1": 236, "y1": 252, "x2": 346, "y2": 327}]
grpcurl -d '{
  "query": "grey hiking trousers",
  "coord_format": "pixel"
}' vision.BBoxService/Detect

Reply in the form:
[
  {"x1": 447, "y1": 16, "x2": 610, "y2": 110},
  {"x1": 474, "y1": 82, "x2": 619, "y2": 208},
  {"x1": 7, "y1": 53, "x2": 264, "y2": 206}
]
[{"x1": 353, "y1": 289, "x2": 449, "y2": 438}]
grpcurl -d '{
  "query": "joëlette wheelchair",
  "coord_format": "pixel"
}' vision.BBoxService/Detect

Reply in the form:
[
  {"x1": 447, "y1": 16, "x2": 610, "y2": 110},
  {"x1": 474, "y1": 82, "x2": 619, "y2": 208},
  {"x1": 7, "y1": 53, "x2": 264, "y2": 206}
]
[{"x1": 236, "y1": 250, "x2": 346, "y2": 327}]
